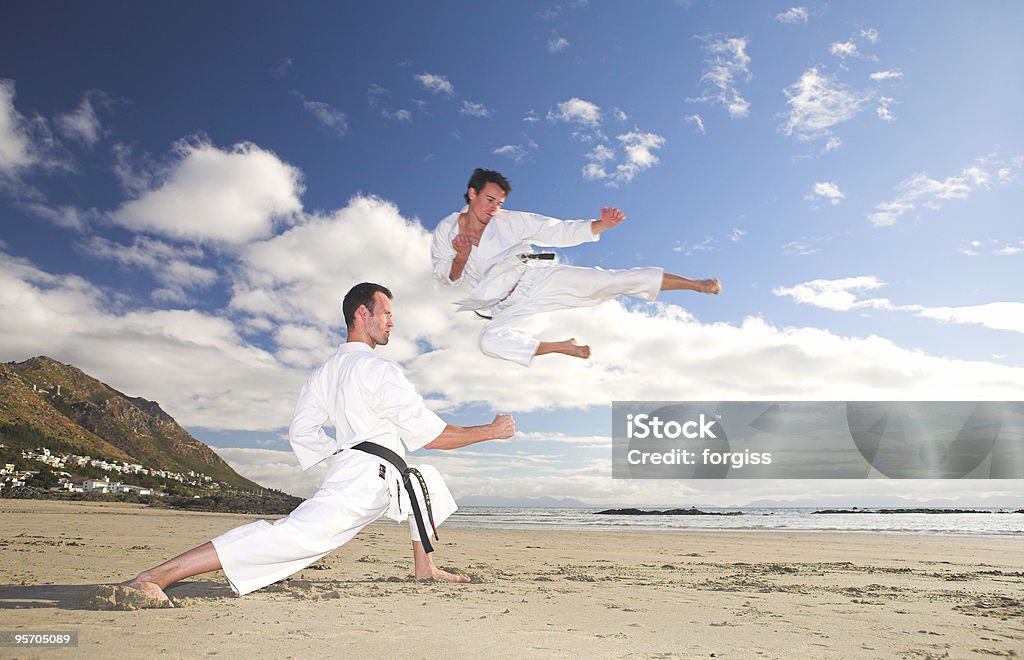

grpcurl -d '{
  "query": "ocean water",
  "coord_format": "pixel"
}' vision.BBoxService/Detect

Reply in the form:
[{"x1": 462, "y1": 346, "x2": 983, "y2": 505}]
[{"x1": 444, "y1": 507, "x2": 1024, "y2": 536}]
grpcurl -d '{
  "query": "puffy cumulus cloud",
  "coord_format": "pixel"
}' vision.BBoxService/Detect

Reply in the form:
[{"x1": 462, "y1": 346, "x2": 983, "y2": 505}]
[
  {"x1": 547, "y1": 97, "x2": 602, "y2": 128},
  {"x1": 690, "y1": 36, "x2": 753, "y2": 119},
  {"x1": 0, "y1": 249, "x2": 303, "y2": 431},
  {"x1": 581, "y1": 131, "x2": 665, "y2": 187},
  {"x1": 79, "y1": 235, "x2": 218, "y2": 304},
  {"x1": 111, "y1": 140, "x2": 304, "y2": 244},
  {"x1": 805, "y1": 181, "x2": 845, "y2": 206},
  {"x1": 773, "y1": 276, "x2": 893, "y2": 311},
  {"x1": 415, "y1": 72, "x2": 454, "y2": 96},
  {"x1": 869, "y1": 155, "x2": 1022, "y2": 227},
  {"x1": 778, "y1": 68, "x2": 869, "y2": 142},
  {"x1": 228, "y1": 194, "x2": 460, "y2": 367},
  {"x1": 0, "y1": 79, "x2": 42, "y2": 176},
  {"x1": 775, "y1": 7, "x2": 809, "y2": 24},
  {"x1": 408, "y1": 297, "x2": 1024, "y2": 413}
]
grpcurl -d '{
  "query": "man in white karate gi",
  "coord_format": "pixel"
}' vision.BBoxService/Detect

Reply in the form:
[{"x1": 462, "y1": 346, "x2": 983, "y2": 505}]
[
  {"x1": 123, "y1": 282, "x2": 515, "y2": 602},
  {"x1": 431, "y1": 168, "x2": 722, "y2": 367}
]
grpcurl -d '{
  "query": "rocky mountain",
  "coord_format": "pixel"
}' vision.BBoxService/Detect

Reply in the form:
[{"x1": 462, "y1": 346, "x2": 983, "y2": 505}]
[{"x1": 1, "y1": 356, "x2": 261, "y2": 490}]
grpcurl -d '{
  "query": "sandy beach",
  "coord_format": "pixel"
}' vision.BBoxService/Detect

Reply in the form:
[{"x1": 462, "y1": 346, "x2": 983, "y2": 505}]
[{"x1": 1, "y1": 499, "x2": 1021, "y2": 659}]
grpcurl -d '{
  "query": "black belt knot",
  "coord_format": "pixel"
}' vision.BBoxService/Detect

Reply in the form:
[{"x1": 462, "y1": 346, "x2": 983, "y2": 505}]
[{"x1": 350, "y1": 441, "x2": 440, "y2": 553}]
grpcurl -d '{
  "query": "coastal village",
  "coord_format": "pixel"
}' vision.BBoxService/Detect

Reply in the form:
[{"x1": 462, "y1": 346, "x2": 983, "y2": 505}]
[{"x1": 0, "y1": 442, "x2": 221, "y2": 496}]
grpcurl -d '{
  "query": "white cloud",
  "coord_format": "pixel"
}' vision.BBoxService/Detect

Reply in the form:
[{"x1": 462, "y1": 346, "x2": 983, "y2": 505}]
[
  {"x1": 548, "y1": 97, "x2": 602, "y2": 128},
  {"x1": 915, "y1": 302, "x2": 1024, "y2": 334},
  {"x1": 213, "y1": 446, "x2": 327, "y2": 499},
  {"x1": 683, "y1": 114, "x2": 706, "y2": 134},
  {"x1": 548, "y1": 36, "x2": 570, "y2": 53},
  {"x1": 7, "y1": 188, "x2": 1024, "y2": 454},
  {"x1": 805, "y1": 181, "x2": 845, "y2": 205},
  {"x1": 111, "y1": 140, "x2": 304, "y2": 244},
  {"x1": 522, "y1": 110, "x2": 540, "y2": 123},
  {"x1": 616, "y1": 130, "x2": 665, "y2": 182},
  {"x1": 729, "y1": 228, "x2": 746, "y2": 242},
  {"x1": 773, "y1": 276, "x2": 893, "y2": 311},
  {"x1": 19, "y1": 203, "x2": 93, "y2": 232},
  {"x1": 690, "y1": 36, "x2": 752, "y2": 118},
  {"x1": 383, "y1": 108, "x2": 412, "y2": 122},
  {"x1": 871, "y1": 69, "x2": 904, "y2": 81},
  {"x1": 80, "y1": 236, "x2": 218, "y2": 304},
  {"x1": 877, "y1": 96, "x2": 896, "y2": 121},
  {"x1": 0, "y1": 79, "x2": 42, "y2": 176},
  {"x1": 415, "y1": 72, "x2": 455, "y2": 96},
  {"x1": 778, "y1": 68, "x2": 870, "y2": 142},
  {"x1": 782, "y1": 240, "x2": 817, "y2": 256},
  {"x1": 831, "y1": 28, "x2": 880, "y2": 62},
  {"x1": 294, "y1": 93, "x2": 348, "y2": 138},
  {"x1": 56, "y1": 95, "x2": 103, "y2": 147},
  {"x1": 459, "y1": 101, "x2": 490, "y2": 118},
  {"x1": 0, "y1": 250, "x2": 301, "y2": 431},
  {"x1": 775, "y1": 7, "x2": 809, "y2": 24},
  {"x1": 777, "y1": 275, "x2": 1024, "y2": 336},
  {"x1": 493, "y1": 140, "x2": 538, "y2": 165},
  {"x1": 580, "y1": 131, "x2": 665, "y2": 186},
  {"x1": 830, "y1": 41, "x2": 859, "y2": 59},
  {"x1": 869, "y1": 156, "x2": 1022, "y2": 227},
  {"x1": 673, "y1": 236, "x2": 716, "y2": 255}
]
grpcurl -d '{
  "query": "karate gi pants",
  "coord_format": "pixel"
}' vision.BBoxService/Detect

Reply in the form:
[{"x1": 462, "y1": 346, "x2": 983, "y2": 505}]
[
  {"x1": 480, "y1": 264, "x2": 664, "y2": 366},
  {"x1": 210, "y1": 449, "x2": 456, "y2": 596}
]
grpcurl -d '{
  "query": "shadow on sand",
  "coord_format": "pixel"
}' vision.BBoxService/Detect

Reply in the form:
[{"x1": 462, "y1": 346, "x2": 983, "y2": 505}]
[{"x1": 0, "y1": 581, "x2": 233, "y2": 610}]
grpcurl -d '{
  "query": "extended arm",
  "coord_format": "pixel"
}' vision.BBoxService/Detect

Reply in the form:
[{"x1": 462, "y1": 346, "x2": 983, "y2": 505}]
[{"x1": 424, "y1": 414, "x2": 515, "y2": 450}]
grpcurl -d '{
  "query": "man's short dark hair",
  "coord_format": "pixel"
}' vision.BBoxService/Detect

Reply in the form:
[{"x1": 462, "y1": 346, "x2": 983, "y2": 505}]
[
  {"x1": 343, "y1": 282, "x2": 393, "y2": 327},
  {"x1": 464, "y1": 168, "x2": 511, "y2": 204}
]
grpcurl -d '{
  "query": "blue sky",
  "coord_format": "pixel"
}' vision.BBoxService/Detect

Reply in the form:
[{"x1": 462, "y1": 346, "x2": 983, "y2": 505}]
[{"x1": 2, "y1": 1, "x2": 1022, "y2": 505}]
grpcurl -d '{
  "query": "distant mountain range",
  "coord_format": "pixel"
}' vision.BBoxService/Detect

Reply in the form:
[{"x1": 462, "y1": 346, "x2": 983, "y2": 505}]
[{"x1": 1, "y1": 356, "x2": 261, "y2": 490}]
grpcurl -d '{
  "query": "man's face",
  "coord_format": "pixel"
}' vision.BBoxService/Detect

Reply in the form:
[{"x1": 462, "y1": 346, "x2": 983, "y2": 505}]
[
  {"x1": 466, "y1": 182, "x2": 506, "y2": 224},
  {"x1": 365, "y1": 292, "x2": 393, "y2": 346}
]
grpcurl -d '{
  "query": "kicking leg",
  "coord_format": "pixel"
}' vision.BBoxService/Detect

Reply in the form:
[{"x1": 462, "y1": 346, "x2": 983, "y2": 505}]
[
  {"x1": 122, "y1": 541, "x2": 222, "y2": 602},
  {"x1": 661, "y1": 273, "x2": 720, "y2": 294}
]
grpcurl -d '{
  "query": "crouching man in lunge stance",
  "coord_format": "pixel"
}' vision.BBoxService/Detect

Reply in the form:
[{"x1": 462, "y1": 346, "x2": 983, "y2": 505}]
[
  {"x1": 431, "y1": 168, "x2": 721, "y2": 367},
  {"x1": 123, "y1": 282, "x2": 515, "y2": 601}
]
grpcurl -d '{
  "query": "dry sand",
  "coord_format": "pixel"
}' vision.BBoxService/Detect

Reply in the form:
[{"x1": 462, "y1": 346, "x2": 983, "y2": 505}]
[{"x1": 1, "y1": 499, "x2": 1021, "y2": 659}]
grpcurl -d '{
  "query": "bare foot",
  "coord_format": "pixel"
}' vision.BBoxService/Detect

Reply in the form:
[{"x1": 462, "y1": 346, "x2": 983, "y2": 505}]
[
  {"x1": 415, "y1": 566, "x2": 471, "y2": 583},
  {"x1": 699, "y1": 278, "x2": 721, "y2": 295},
  {"x1": 121, "y1": 578, "x2": 172, "y2": 604},
  {"x1": 536, "y1": 338, "x2": 590, "y2": 359}
]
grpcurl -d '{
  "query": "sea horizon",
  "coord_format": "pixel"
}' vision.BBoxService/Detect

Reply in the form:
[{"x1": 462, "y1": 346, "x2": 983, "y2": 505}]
[{"x1": 442, "y1": 505, "x2": 1024, "y2": 536}]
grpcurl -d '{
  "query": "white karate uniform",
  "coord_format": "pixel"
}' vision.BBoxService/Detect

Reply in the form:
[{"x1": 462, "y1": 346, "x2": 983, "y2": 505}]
[
  {"x1": 432, "y1": 209, "x2": 663, "y2": 366},
  {"x1": 211, "y1": 342, "x2": 454, "y2": 596}
]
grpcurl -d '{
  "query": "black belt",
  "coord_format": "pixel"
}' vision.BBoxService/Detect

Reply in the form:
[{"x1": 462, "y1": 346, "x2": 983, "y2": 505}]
[
  {"x1": 349, "y1": 441, "x2": 440, "y2": 554},
  {"x1": 518, "y1": 252, "x2": 556, "y2": 263}
]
